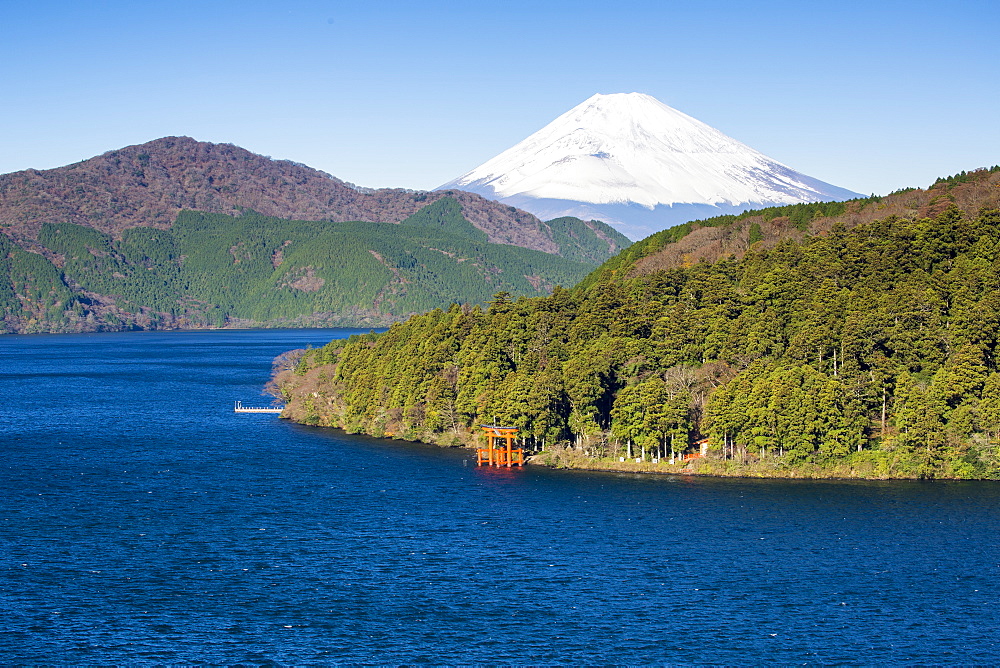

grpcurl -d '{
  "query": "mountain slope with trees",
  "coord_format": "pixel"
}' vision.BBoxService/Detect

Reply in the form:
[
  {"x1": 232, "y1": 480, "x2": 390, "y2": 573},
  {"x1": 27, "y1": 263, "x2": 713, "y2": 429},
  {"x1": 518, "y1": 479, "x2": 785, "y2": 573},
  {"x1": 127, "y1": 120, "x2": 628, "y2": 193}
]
[
  {"x1": 273, "y1": 167, "x2": 1000, "y2": 479},
  {"x1": 0, "y1": 200, "x2": 604, "y2": 333},
  {"x1": 0, "y1": 136, "x2": 630, "y2": 261},
  {"x1": 580, "y1": 166, "x2": 1000, "y2": 289},
  {"x1": 0, "y1": 137, "x2": 633, "y2": 333}
]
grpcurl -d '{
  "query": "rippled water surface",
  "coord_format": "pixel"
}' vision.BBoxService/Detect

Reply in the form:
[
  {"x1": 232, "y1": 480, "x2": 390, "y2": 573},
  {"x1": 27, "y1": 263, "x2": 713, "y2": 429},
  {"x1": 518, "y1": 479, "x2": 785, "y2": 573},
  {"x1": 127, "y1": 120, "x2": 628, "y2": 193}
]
[{"x1": 2, "y1": 329, "x2": 999, "y2": 664}]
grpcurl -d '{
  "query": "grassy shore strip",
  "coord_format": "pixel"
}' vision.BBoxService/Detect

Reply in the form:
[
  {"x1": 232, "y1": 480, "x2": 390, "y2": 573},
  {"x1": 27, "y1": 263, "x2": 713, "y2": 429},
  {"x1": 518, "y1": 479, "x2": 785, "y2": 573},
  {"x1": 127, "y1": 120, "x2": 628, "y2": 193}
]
[{"x1": 528, "y1": 445, "x2": 980, "y2": 480}]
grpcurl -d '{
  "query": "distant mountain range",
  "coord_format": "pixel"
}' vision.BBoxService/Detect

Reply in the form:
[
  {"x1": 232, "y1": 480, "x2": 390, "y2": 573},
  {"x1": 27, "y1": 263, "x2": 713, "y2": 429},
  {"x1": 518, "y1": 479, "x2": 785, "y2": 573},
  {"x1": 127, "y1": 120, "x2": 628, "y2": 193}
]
[
  {"x1": 0, "y1": 137, "x2": 631, "y2": 334},
  {"x1": 0, "y1": 136, "x2": 629, "y2": 260},
  {"x1": 439, "y1": 93, "x2": 863, "y2": 239}
]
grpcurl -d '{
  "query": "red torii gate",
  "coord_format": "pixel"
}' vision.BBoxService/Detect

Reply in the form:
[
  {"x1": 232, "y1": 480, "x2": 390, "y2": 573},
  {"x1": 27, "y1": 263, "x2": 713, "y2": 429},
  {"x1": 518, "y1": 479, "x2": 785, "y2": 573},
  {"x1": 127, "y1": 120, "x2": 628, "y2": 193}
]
[{"x1": 477, "y1": 425, "x2": 524, "y2": 467}]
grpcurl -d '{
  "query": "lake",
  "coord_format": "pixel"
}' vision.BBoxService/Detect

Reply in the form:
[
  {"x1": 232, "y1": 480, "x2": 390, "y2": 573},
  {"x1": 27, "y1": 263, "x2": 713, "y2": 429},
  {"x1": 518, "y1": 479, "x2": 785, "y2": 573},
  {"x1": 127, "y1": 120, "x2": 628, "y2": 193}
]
[{"x1": 2, "y1": 329, "x2": 998, "y2": 664}]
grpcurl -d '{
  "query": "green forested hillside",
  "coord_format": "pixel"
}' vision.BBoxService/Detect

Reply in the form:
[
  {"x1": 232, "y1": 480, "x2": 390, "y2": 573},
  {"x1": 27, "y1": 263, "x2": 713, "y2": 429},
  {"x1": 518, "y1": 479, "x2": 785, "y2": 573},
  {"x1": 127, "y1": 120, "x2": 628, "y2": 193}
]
[
  {"x1": 0, "y1": 233, "x2": 77, "y2": 330},
  {"x1": 275, "y1": 178, "x2": 1000, "y2": 479},
  {"x1": 1, "y1": 200, "x2": 608, "y2": 333}
]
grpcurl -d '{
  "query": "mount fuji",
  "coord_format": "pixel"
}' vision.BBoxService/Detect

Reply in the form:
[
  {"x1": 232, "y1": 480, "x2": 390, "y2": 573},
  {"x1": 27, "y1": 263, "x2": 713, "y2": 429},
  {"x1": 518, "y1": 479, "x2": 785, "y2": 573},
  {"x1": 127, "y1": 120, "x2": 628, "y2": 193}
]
[{"x1": 438, "y1": 93, "x2": 863, "y2": 240}]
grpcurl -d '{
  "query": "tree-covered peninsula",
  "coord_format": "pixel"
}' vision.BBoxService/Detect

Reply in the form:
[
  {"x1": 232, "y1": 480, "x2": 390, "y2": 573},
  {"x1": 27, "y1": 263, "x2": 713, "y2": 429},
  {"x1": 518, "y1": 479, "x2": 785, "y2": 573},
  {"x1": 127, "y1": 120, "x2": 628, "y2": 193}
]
[{"x1": 273, "y1": 168, "x2": 1000, "y2": 479}]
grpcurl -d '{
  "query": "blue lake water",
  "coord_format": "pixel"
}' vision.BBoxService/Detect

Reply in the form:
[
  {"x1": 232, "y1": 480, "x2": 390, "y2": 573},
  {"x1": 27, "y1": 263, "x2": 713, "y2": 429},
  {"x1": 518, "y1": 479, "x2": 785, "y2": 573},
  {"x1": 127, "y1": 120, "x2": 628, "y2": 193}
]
[{"x1": 1, "y1": 329, "x2": 999, "y2": 664}]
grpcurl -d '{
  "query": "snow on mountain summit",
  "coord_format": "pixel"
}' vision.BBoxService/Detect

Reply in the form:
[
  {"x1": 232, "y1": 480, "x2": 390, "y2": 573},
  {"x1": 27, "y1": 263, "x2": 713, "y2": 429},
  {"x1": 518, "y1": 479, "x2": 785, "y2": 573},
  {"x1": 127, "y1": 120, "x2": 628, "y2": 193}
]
[{"x1": 439, "y1": 93, "x2": 861, "y2": 239}]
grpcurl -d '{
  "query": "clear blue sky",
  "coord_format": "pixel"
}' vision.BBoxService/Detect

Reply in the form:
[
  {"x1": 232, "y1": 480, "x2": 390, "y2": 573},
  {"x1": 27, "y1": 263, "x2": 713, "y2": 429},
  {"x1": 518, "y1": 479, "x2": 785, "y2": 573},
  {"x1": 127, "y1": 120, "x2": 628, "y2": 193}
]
[{"x1": 2, "y1": 0, "x2": 997, "y2": 196}]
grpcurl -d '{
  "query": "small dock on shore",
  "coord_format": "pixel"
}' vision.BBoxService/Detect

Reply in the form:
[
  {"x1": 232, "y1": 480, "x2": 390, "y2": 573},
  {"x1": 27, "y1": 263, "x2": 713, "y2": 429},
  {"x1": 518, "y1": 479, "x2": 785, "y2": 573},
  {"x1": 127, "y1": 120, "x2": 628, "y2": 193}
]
[{"x1": 234, "y1": 401, "x2": 284, "y2": 414}]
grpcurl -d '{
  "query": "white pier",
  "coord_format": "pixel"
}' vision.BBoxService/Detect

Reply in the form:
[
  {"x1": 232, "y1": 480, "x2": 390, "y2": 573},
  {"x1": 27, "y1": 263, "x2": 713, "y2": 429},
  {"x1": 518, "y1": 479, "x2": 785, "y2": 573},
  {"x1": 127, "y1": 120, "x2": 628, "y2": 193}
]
[{"x1": 234, "y1": 401, "x2": 284, "y2": 414}]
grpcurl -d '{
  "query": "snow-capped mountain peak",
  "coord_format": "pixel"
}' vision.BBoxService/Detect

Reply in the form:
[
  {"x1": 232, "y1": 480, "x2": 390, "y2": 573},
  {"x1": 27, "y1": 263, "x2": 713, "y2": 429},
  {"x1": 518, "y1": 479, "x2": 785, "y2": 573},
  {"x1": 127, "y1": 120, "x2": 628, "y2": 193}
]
[{"x1": 439, "y1": 93, "x2": 861, "y2": 239}]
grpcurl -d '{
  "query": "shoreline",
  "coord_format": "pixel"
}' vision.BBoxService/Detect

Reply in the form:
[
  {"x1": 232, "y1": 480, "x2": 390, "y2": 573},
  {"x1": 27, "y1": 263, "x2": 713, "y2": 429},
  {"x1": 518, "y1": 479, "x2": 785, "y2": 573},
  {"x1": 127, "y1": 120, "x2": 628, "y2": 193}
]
[
  {"x1": 293, "y1": 418, "x2": 988, "y2": 481},
  {"x1": 525, "y1": 449, "x2": 931, "y2": 481},
  {"x1": 276, "y1": 405, "x2": 1000, "y2": 484},
  {"x1": 526, "y1": 455, "x2": 922, "y2": 481}
]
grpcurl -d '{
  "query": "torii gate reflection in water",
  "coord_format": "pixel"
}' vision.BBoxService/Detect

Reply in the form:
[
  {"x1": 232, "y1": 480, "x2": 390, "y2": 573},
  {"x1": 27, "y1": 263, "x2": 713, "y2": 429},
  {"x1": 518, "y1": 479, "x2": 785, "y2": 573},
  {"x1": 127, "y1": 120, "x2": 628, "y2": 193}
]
[{"x1": 477, "y1": 425, "x2": 524, "y2": 467}]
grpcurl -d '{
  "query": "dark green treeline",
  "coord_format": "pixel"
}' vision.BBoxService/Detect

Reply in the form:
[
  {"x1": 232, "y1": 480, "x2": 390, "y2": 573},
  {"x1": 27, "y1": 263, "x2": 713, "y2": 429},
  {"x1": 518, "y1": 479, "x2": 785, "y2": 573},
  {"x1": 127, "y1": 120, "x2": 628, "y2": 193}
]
[{"x1": 289, "y1": 204, "x2": 1000, "y2": 479}]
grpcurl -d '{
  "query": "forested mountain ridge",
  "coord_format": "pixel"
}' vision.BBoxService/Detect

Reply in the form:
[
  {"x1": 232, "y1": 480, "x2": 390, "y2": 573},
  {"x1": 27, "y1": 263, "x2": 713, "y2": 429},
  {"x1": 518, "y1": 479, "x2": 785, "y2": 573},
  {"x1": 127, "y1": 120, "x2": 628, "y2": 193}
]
[
  {"x1": 273, "y1": 167, "x2": 1000, "y2": 479},
  {"x1": 0, "y1": 138, "x2": 632, "y2": 334},
  {"x1": 0, "y1": 201, "x2": 605, "y2": 333},
  {"x1": 579, "y1": 166, "x2": 1000, "y2": 290},
  {"x1": 0, "y1": 136, "x2": 630, "y2": 261}
]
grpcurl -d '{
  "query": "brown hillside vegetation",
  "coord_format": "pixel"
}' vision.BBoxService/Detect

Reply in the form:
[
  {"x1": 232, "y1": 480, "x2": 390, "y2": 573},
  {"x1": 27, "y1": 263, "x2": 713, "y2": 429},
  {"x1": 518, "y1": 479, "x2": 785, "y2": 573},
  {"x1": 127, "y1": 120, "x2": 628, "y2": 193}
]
[
  {"x1": 0, "y1": 136, "x2": 624, "y2": 256},
  {"x1": 627, "y1": 168, "x2": 1000, "y2": 278}
]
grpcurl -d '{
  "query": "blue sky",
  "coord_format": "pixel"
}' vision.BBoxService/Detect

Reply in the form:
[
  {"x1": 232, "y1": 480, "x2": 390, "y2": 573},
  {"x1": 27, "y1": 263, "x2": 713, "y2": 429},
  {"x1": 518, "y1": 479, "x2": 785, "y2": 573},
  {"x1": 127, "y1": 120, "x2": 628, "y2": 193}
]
[{"x1": 2, "y1": 0, "x2": 997, "y2": 196}]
